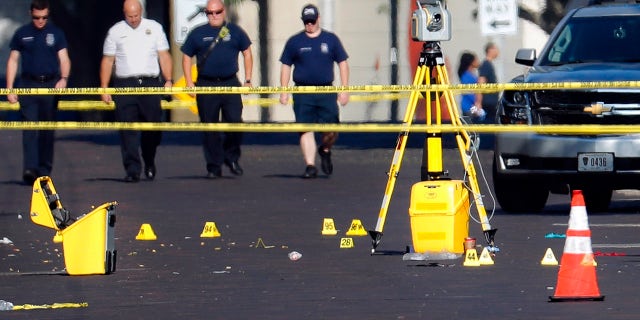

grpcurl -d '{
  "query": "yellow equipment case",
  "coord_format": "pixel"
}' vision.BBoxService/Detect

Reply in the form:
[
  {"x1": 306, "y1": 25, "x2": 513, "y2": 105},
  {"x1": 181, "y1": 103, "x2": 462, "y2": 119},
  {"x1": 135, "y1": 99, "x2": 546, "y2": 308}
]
[
  {"x1": 30, "y1": 176, "x2": 117, "y2": 275},
  {"x1": 408, "y1": 180, "x2": 470, "y2": 254}
]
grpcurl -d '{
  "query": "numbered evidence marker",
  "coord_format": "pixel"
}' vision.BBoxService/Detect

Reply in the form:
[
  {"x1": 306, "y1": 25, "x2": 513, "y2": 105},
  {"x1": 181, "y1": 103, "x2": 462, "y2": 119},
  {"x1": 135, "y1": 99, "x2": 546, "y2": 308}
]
[
  {"x1": 541, "y1": 248, "x2": 559, "y2": 266},
  {"x1": 340, "y1": 237, "x2": 354, "y2": 248},
  {"x1": 135, "y1": 223, "x2": 157, "y2": 241},
  {"x1": 321, "y1": 218, "x2": 338, "y2": 235},
  {"x1": 345, "y1": 219, "x2": 368, "y2": 236},
  {"x1": 479, "y1": 247, "x2": 495, "y2": 265},
  {"x1": 463, "y1": 248, "x2": 481, "y2": 267},
  {"x1": 200, "y1": 221, "x2": 221, "y2": 238}
]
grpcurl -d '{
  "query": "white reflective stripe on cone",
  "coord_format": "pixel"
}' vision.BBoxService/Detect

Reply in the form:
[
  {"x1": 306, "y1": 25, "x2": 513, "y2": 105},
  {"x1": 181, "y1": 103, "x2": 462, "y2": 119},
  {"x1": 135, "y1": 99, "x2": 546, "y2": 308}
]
[{"x1": 563, "y1": 236, "x2": 594, "y2": 254}]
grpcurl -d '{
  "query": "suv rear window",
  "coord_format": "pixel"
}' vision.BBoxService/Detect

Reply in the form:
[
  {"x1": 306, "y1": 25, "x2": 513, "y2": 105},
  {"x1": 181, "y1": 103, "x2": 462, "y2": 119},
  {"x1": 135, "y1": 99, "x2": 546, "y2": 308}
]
[{"x1": 540, "y1": 16, "x2": 640, "y2": 66}]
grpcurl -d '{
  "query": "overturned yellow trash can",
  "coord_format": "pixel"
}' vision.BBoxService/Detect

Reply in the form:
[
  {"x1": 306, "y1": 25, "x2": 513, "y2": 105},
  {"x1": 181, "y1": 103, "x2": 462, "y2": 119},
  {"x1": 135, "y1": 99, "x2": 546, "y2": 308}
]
[
  {"x1": 408, "y1": 180, "x2": 470, "y2": 254},
  {"x1": 30, "y1": 176, "x2": 117, "y2": 275}
]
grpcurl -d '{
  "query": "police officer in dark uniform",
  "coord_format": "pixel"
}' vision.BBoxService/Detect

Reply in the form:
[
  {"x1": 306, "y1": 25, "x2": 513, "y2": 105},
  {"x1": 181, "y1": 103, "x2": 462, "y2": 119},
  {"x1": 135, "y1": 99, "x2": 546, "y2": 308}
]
[
  {"x1": 279, "y1": 4, "x2": 350, "y2": 179},
  {"x1": 6, "y1": 0, "x2": 71, "y2": 185},
  {"x1": 181, "y1": 0, "x2": 253, "y2": 179}
]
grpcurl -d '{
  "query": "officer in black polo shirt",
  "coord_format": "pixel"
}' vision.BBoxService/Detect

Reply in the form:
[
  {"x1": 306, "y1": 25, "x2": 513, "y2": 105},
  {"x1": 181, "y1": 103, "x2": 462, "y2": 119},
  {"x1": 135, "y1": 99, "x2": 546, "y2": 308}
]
[
  {"x1": 181, "y1": 0, "x2": 253, "y2": 179},
  {"x1": 5, "y1": 0, "x2": 71, "y2": 185}
]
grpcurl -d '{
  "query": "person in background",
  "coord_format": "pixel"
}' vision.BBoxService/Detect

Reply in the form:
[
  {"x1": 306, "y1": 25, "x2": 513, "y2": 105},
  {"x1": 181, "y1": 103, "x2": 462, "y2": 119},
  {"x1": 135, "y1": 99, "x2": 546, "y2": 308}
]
[
  {"x1": 100, "y1": 0, "x2": 173, "y2": 183},
  {"x1": 457, "y1": 51, "x2": 484, "y2": 122},
  {"x1": 181, "y1": 0, "x2": 253, "y2": 179},
  {"x1": 6, "y1": 0, "x2": 71, "y2": 185},
  {"x1": 279, "y1": 3, "x2": 350, "y2": 179},
  {"x1": 478, "y1": 42, "x2": 500, "y2": 123}
]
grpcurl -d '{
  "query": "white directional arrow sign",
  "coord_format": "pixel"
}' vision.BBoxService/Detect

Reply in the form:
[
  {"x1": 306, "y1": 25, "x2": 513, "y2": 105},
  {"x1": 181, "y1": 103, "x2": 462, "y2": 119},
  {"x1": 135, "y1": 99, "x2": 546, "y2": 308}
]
[
  {"x1": 479, "y1": 0, "x2": 518, "y2": 36},
  {"x1": 173, "y1": 0, "x2": 208, "y2": 44}
]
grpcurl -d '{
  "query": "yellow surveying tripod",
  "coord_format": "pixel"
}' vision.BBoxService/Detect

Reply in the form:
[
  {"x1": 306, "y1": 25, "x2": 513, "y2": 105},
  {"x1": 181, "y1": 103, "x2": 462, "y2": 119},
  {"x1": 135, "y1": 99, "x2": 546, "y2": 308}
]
[{"x1": 368, "y1": 42, "x2": 498, "y2": 254}]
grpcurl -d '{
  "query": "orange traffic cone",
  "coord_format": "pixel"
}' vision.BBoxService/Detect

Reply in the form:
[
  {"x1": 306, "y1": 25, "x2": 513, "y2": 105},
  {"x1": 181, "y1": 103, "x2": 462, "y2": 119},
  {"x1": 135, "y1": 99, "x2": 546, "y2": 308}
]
[{"x1": 549, "y1": 190, "x2": 604, "y2": 302}]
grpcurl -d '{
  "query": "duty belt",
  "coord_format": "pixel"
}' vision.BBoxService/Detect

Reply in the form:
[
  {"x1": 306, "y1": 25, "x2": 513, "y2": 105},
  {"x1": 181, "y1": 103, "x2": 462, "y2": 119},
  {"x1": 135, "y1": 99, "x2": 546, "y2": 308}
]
[
  {"x1": 198, "y1": 74, "x2": 236, "y2": 82},
  {"x1": 117, "y1": 76, "x2": 160, "y2": 85},
  {"x1": 23, "y1": 74, "x2": 57, "y2": 83}
]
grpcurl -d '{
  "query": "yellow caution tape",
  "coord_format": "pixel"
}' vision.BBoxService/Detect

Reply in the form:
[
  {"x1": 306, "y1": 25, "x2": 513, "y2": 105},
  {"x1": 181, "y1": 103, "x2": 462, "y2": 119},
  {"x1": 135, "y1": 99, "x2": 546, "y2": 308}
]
[
  {"x1": 350, "y1": 93, "x2": 408, "y2": 103},
  {"x1": 1, "y1": 80, "x2": 639, "y2": 96},
  {"x1": 2, "y1": 121, "x2": 640, "y2": 134},
  {"x1": 0, "y1": 94, "x2": 407, "y2": 111},
  {"x1": 12, "y1": 302, "x2": 88, "y2": 310},
  {"x1": 0, "y1": 79, "x2": 635, "y2": 111},
  {"x1": 1, "y1": 100, "x2": 231, "y2": 111}
]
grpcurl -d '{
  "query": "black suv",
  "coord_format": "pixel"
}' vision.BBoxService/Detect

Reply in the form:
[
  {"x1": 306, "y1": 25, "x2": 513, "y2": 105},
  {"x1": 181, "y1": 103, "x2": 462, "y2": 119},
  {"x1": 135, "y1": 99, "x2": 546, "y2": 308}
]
[{"x1": 493, "y1": 1, "x2": 640, "y2": 212}]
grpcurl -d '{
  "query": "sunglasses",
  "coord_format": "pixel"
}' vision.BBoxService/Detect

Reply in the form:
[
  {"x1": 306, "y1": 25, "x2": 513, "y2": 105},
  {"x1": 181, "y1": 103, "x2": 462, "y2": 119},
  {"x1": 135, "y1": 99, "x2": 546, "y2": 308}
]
[
  {"x1": 303, "y1": 19, "x2": 317, "y2": 25},
  {"x1": 32, "y1": 15, "x2": 48, "y2": 20},
  {"x1": 204, "y1": 9, "x2": 224, "y2": 16}
]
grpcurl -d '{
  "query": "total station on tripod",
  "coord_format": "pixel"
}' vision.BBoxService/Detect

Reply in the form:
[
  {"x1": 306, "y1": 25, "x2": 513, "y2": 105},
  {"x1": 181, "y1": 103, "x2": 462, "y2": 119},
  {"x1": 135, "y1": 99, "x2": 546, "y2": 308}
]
[{"x1": 411, "y1": 0, "x2": 451, "y2": 42}]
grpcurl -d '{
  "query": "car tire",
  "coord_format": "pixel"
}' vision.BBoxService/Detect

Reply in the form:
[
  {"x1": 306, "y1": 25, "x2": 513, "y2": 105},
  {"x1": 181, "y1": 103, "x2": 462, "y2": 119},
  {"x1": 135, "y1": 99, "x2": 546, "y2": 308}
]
[
  {"x1": 580, "y1": 188, "x2": 612, "y2": 212},
  {"x1": 493, "y1": 161, "x2": 548, "y2": 213}
]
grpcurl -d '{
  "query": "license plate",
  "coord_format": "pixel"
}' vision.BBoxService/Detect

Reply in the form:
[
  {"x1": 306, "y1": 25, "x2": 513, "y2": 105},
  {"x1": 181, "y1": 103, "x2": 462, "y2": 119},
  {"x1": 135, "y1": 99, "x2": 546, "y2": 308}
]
[{"x1": 578, "y1": 153, "x2": 613, "y2": 172}]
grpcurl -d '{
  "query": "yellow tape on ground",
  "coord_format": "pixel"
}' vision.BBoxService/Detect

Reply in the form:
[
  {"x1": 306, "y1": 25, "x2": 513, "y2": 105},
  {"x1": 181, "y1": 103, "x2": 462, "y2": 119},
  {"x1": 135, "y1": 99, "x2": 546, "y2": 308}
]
[
  {"x1": 2, "y1": 121, "x2": 640, "y2": 134},
  {"x1": 11, "y1": 302, "x2": 88, "y2": 310},
  {"x1": 1, "y1": 80, "x2": 640, "y2": 96}
]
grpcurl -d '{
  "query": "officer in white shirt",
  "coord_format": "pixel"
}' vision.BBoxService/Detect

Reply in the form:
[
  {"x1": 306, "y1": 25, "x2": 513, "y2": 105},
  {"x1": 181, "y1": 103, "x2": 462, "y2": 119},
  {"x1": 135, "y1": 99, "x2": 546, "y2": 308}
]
[{"x1": 100, "y1": 0, "x2": 172, "y2": 183}]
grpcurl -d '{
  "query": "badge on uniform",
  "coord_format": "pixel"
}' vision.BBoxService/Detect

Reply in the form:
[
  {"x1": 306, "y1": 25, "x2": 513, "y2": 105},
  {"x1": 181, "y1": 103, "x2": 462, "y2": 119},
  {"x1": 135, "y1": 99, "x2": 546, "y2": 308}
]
[{"x1": 46, "y1": 33, "x2": 54, "y2": 46}]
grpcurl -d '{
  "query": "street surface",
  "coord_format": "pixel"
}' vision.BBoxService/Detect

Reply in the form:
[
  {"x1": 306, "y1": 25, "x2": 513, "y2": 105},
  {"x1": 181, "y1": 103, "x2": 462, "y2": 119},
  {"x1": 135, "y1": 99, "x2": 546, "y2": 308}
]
[{"x1": 1, "y1": 130, "x2": 640, "y2": 319}]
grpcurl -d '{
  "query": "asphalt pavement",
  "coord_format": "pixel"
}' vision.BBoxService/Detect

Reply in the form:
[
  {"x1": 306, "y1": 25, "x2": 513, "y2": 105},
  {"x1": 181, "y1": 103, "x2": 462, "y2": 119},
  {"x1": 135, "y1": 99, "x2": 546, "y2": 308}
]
[{"x1": 2, "y1": 129, "x2": 640, "y2": 319}]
